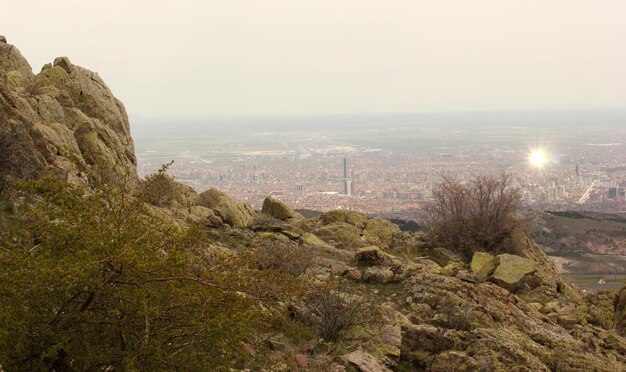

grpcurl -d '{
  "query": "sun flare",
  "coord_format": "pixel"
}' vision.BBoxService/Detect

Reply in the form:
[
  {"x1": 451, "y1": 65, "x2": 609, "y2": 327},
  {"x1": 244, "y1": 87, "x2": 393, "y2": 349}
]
[{"x1": 529, "y1": 149, "x2": 547, "y2": 167}]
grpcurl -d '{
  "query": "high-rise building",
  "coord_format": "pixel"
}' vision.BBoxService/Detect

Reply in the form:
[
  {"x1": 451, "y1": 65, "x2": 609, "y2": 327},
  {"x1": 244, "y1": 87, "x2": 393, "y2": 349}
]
[{"x1": 343, "y1": 157, "x2": 352, "y2": 196}]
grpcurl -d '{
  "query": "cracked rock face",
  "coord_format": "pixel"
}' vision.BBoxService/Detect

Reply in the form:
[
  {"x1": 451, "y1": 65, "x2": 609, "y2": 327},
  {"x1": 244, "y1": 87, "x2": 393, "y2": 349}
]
[{"x1": 0, "y1": 38, "x2": 136, "y2": 185}]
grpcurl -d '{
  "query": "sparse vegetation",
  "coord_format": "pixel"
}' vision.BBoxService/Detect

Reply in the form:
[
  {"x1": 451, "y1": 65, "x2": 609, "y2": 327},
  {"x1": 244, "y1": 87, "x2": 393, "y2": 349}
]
[
  {"x1": 424, "y1": 173, "x2": 523, "y2": 259},
  {"x1": 137, "y1": 161, "x2": 179, "y2": 207}
]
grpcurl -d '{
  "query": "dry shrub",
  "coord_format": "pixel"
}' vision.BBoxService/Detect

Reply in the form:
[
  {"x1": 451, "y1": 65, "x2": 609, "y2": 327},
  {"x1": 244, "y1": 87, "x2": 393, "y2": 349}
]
[
  {"x1": 424, "y1": 173, "x2": 522, "y2": 260},
  {"x1": 254, "y1": 242, "x2": 313, "y2": 277},
  {"x1": 294, "y1": 281, "x2": 377, "y2": 341}
]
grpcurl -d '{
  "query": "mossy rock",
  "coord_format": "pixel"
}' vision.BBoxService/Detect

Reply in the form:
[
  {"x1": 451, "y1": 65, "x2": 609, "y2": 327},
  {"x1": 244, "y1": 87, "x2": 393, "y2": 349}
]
[
  {"x1": 585, "y1": 291, "x2": 616, "y2": 329},
  {"x1": 470, "y1": 252, "x2": 500, "y2": 281},
  {"x1": 312, "y1": 222, "x2": 364, "y2": 249},
  {"x1": 321, "y1": 209, "x2": 369, "y2": 229},
  {"x1": 300, "y1": 232, "x2": 327, "y2": 246},
  {"x1": 355, "y1": 246, "x2": 392, "y2": 266},
  {"x1": 490, "y1": 254, "x2": 537, "y2": 290},
  {"x1": 363, "y1": 218, "x2": 400, "y2": 249},
  {"x1": 261, "y1": 195, "x2": 303, "y2": 221},
  {"x1": 198, "y1": 188, "x2": 256, "y2": 228},
  {"x1": 431, "y1": 351, "x2": 479, "y2": 372}
]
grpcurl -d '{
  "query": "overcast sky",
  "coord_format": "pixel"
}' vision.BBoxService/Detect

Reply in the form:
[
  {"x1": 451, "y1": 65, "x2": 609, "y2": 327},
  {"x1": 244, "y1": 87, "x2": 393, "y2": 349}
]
[{"x1": 4, "y1": 1, "x2": 626, "y2": 117}]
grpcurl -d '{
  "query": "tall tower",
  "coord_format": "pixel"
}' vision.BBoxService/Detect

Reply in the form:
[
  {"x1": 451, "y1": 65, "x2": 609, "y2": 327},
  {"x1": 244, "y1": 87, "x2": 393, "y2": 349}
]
[{"x1": 343, "y1": 157, "x2": 352, "y2": 196}]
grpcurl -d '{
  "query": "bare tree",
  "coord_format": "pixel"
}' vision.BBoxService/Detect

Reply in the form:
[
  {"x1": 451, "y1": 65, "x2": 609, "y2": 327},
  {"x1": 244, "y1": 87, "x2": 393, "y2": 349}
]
[{"x1": 424, "y1": 173, "x2": 522, "y2": 259}]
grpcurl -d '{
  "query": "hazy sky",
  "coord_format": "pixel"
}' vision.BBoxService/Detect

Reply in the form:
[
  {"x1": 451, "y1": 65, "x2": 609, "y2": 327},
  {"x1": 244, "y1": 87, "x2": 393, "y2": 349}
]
[{"x1": 4, "y1": 1, "x2": 626, "y2": 117}]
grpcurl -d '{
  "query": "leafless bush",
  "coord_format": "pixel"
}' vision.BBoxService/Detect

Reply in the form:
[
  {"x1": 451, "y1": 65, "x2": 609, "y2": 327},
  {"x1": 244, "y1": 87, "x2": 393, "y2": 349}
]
[
  {"x1": 424, "y1": 173, "x2": 522, "y2": 259},
  {"x1": 294, "y1": 281, "x2": 377, "y2": 341}
]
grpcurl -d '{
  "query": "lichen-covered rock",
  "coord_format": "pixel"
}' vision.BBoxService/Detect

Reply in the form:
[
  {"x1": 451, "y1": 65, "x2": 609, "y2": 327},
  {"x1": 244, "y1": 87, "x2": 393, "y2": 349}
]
[
  {"x1": 197, "y1": 188, "x2": 256, "y2": 228},
  {"x1": 313, "y1": 222, "x2": 365, "y2": 249},
  {"x1": 362, "y1": 218, "x2": 400, "y2": 249},
  {"x1": 300, "y1": 232, "x2": 327, "y2": 246},
  {"x1": 363, "y1": 267, "x2": 396, "y2": 283},
  {"x1": 431, "y1": 351, "x2": 479, "y2": 372},
  {"x1": 338, "y1": 350, "x2": 392, "y2": 372},
  {"x1": 490, "y1": 253, "x2": 537, "y2": 290},
  {"x1": 321, "y1": 209, "x2": 369, "y2": 229},
  {"x1": 470, "y1": 251, "x2": 499, "y2": 281},
  {"x1": 261, "y1": 195, "x2": 303, "y2": 221},
  {"x1": 585, "y1": 291, "x2": 616, "y2": 329},
  {"x1": 355, "y1": 246, "x2": 392, "y2": 266}
]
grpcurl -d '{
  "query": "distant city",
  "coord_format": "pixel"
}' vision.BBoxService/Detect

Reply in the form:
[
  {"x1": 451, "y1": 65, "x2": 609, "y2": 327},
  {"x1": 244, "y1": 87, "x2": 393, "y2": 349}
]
[{"x1": 132, "y1": 110, "x2": 626, "y2": 220}]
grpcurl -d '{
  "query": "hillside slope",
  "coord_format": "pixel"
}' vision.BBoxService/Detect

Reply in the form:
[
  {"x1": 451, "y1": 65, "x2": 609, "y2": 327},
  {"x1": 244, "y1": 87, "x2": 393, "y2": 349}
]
[{"x1": 2, "y1": 37, "x2": 626, "y2": 371}]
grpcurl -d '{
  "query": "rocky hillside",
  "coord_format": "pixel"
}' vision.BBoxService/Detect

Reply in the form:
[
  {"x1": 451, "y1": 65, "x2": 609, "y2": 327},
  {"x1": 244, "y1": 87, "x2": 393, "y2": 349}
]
[{"x1": 2, "y1": 38, "x2": 626, "y2": 371}]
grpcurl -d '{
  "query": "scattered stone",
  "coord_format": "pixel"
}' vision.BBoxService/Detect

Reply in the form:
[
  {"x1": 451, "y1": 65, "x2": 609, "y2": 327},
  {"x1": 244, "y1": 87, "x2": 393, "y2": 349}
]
[
  {"x1": 242, "y1": 342, "x2": 256, "y2": 356},
  {"x1": 431, "y1": 351, "x2": 479, "y2": 372},
  {"x1": 363, "y1": 267, "x2": 395, "y2": 283},
  {"x1": 293, "y1": 354, "x2": 308, "y2": 367},
  {"x1": 266, "y1": 339, "x2": 286, "y2": 351},
  {"x1": 339, "y1": 350, "x2": 393, "y2": 372},
  {"x1": 299, "y1": 341, "x2": 314, "y2": 354},
  {"x1": 343, "y1": 268, "x2": 362, "y2": 281}
]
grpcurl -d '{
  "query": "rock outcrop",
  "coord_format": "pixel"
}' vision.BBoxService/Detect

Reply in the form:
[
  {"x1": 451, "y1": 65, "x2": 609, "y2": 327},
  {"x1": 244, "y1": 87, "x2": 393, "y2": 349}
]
[
  {"x1": 0, "y1": 37, "x2": 136, "y2": 185},
  {"x1": 261, "y1": 195, "x2": 303, "y2": 221},
  {"x1": 197, "y1": 188, "x2": 256, "y2": 228}
]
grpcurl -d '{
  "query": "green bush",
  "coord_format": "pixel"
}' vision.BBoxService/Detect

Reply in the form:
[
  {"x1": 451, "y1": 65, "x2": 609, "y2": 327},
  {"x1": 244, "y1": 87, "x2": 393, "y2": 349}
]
[{"x1": 0, "y1": 170, "x2": 303, "y2": 370}]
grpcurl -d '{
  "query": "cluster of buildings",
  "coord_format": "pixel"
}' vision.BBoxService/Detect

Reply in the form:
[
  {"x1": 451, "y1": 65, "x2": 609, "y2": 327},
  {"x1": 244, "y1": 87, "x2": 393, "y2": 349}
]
[{"x1": 137, "y1": 141, "x2": 626, "y2": 219}]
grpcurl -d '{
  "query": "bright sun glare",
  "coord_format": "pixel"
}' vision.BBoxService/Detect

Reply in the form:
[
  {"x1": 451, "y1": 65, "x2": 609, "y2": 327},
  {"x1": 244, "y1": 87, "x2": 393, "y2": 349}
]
[{"x1": 529, "y1": 149, "x2": 547, "y2": 167}]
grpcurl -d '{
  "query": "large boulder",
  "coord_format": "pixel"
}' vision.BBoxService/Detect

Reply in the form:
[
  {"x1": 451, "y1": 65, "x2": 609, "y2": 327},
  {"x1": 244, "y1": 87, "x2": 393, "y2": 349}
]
[
  {"x1": 321, "y1": 209, "x2": 369, "y2": 229},
  {"x1": 355, "y1": 246, "x2": 392, "y2": 266},
  {"x1": 261, "y1": 195, "x2": 303, "y2": 221},
  {"x1": 362, "y1": 218, "x2": 400, "y2": 248},
  {"x1": 470, "y1": 252, "x2": 500, "y2": 281},
  {"x1": 197, "y1": 188, "x2": 256, "y2": 228},
  {"x1": 489, "y1": 253, "x2": 537, "y2": 290},
  {"x1": 312, "y1": 222, "x2": 365, "y2": 249},
  {"x1": 0, "y1": 39, "x2": 136, "y2": 185}
]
